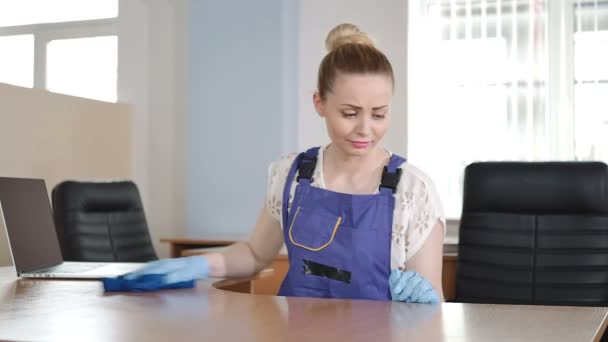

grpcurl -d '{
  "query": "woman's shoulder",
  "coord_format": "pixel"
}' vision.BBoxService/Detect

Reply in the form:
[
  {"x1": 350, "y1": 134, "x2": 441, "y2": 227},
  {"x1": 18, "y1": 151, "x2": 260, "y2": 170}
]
[
  {"x1": 396, "y1": 161, "x2": 437, "y2": 190},
  {"x1": 267, "y1": 152, "x2": 300, "y2": 190},
  {"x1": 268, "y1": 146, "x2": 325, "y2": 172},
  {"x1": 394, "y1": 160, "x2": 445, "y2": 221},
  {"x1": 268, "y1": 151, "x2": 299, "y2": 173}
]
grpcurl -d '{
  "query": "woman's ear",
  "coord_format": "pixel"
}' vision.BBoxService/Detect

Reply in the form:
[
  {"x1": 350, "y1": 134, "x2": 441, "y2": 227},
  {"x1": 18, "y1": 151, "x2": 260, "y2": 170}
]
[{"x1": 313, "y1": 92, "x2": 325, "y2": 117}]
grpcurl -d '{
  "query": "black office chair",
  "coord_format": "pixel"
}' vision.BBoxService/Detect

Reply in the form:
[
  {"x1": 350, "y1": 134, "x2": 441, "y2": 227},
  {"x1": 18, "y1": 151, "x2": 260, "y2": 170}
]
[
  {"x1": 51, "y1": 180, "x2": 158, "y2": 262},
  {"x1": 455, "y1": 162, "x2": 608, "y2": 306}
]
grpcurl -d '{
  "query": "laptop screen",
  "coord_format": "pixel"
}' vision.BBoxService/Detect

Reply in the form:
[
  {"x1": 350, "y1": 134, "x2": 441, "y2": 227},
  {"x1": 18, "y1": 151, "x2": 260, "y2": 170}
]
[{"x1": 0, "y1": 177, "x2": 63, "y2": 273}]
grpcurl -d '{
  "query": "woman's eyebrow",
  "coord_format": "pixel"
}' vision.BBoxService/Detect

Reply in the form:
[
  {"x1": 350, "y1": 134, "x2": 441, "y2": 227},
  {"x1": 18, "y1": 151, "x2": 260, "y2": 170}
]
[
  {"x1": 340, "y1": 104, "x2": 388, "y2": 110},
  {"x1": 340, "y1": 104, "x2": 362, "y2": 110}
]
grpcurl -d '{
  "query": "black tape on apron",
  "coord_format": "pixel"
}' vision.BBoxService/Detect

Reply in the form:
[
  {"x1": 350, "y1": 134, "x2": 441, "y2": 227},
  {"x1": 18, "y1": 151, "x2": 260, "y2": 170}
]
[{"x1": 302, "y1": 259, "x2": 351, "y2": 284}]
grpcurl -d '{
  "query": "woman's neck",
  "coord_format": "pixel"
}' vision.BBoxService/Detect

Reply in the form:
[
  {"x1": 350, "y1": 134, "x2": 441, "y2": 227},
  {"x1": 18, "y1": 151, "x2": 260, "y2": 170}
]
[
  {"x1": 324, "y1": 144, "x2": 385, "y2": 174},
  {"x1": 323, "y1": 144, "x2": 390, "y2": 194}
]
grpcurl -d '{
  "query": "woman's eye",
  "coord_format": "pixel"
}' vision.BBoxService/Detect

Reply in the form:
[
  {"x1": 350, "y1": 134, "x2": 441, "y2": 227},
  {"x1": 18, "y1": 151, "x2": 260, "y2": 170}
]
[
  {"x1": 372, "y1": 113, "x2": 386, "y2": 119},
  {"x1": 342, "y1": 112, "x2": 357, "y2": 118}
]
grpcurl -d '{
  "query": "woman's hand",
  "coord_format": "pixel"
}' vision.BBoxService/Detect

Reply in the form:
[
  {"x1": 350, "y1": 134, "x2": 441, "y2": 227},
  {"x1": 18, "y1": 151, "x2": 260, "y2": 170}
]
[
  {"x1": 389, "y1": 270, "x2": 440, "y2": 304},
  {"x1": 124, "y1": 256, "x2": 210, "y2": 283}
]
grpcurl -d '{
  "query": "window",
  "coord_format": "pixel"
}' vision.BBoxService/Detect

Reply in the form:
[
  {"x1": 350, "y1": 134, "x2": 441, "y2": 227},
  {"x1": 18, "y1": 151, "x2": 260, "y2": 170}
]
[
  {"x1": 0, "y1": 0, "x2": 118, "y2": 102},
  {"x1": 47, "y1": 36, "x2": 118, "y2": 102},
  {"x1": 408, "y1": 0, "x2": 608, "y2": 218},
  {"x1": 0, "y1": 34, "x2": 34, "y2": 87},
  {"x1": 0, "y1": 0, "x2": 117, "y2": 27}
]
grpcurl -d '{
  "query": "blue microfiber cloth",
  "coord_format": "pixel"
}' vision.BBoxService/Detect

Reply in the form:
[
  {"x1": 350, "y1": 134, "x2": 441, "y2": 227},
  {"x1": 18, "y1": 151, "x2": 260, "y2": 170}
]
[{"x1": 102, "y1": 274, "x2": 195, "y2": 292}]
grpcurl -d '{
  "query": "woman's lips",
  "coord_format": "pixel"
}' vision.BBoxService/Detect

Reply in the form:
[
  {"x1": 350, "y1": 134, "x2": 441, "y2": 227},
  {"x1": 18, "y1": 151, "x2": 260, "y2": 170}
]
[{"x1": 350, "y1": 140, "x2": 370, "y2": 149}]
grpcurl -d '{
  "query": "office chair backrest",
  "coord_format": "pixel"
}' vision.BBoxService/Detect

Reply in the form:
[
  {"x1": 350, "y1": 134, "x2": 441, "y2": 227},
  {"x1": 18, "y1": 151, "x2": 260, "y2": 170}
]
[
  {"x1": 456, "y1": 162, "x2": 608, "y2": 306},
  {"x1": 52, "y1": 180, "x2": 158, "y2": 262}
]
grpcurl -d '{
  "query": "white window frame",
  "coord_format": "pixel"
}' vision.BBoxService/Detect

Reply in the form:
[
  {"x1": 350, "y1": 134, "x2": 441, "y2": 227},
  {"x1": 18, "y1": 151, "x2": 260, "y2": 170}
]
[
  {"x1": 547, "y1": 0, "x2": 576, "y2": 160},
  {"x1": 0, "y1": 17, "x2": 117, "y2": 92}
]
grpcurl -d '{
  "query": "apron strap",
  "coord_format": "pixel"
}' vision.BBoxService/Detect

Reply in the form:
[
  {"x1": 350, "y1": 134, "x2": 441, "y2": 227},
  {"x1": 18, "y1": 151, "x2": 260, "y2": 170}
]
[
  {"x1": 282, "y1": 147, "x2": 320, "y2": 229},
  {"x1": 296, "y1": 148, "x2": 319, "y2": 183},
  {"x1": 379, "y1": 154, "x2": 407, "y2": 195}
]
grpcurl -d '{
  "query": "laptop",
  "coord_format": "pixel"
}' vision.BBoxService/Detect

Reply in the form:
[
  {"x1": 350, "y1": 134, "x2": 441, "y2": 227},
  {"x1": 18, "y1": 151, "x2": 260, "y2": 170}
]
[{"x1": 0, "y1": 177, "x2": 144, "y2": 279}]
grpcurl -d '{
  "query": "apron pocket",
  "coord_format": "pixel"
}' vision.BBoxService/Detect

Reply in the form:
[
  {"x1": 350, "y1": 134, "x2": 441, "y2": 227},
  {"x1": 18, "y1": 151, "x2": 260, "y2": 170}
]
[{"x1": 288, "y1": 206, "x2": 342, "y2": 251}]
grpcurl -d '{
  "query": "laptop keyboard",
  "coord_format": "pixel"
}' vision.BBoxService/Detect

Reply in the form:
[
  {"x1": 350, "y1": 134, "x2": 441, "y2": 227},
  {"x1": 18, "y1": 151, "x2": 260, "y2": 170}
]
[{"x1": 39, "y1": 263, "x2": 105, "y2": 274}]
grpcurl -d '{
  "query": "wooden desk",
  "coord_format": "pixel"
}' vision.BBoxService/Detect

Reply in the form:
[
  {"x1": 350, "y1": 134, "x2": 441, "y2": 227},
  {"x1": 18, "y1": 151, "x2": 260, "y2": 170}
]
[
  {"x1": 161, "y1": 234, "x2": 248, "y2": 258},
  {"x1": 0, "y1": 267, "x2": 606, "y2": 341},
  {"x1": 168, "y1": 237, "x2": 459, "y2": 300}
]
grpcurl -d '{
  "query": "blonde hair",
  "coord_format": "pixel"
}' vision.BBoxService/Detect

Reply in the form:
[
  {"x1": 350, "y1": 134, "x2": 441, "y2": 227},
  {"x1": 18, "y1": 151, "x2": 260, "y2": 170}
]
[
  {"x1": 325, "y1": 23, "x2": 375, "y2": 51},
  {"x1": 318, "y1": 23, "x2": 394, "y2": 100}
]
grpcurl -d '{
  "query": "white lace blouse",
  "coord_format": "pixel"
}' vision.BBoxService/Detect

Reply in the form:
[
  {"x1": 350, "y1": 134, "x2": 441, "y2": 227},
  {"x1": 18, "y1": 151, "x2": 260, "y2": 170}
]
[{"x1": 265, "y1": 145, "x2": 446, "y2": 270}]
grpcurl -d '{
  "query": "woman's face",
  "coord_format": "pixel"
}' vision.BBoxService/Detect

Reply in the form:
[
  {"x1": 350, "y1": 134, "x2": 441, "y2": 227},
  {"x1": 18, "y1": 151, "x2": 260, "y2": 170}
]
[{"x1": 314, "y1": 73, "x2": 393, "y2": 157}]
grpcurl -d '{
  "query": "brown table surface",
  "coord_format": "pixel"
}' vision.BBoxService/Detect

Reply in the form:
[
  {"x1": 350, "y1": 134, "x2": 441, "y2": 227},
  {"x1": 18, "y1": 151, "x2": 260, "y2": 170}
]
[{"x1": 1, "y1": 267, "x2": 607, "y2": 342}]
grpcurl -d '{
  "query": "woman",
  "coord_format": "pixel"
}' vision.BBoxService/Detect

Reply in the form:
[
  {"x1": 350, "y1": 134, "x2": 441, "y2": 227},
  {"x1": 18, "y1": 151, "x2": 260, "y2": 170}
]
[{"x1": 122, "y1": 23, "x2": 445, "y2": 303}]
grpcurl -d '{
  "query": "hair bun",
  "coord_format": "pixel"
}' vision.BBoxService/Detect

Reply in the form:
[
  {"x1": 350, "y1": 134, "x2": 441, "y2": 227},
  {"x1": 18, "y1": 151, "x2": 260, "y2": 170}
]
[{"x1": 325, "y1": 23, "x2": 375, "y2": 52}]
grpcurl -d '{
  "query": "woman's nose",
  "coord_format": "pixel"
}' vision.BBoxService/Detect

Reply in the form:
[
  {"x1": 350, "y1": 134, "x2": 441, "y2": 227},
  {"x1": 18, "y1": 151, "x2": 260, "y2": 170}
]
[{"x1": 355, "y1": 116, "x2": 372, "y2": 136}]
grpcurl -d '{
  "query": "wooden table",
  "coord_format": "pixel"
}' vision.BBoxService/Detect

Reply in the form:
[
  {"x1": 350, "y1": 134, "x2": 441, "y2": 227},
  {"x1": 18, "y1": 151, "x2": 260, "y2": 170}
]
[
  {"x1": 0, "y1": 267, "x2": 606, "y2": 341},
  {"x1": 161, "y1": 234, "x2": 248, "y2": 258}
]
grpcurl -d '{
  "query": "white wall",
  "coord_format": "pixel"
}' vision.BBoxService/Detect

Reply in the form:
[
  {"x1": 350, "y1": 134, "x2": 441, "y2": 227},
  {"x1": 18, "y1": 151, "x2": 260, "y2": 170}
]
[
  {"x1": 118, "y1": 0, "x2": 188, "y2": 257},
  {"x1": 297, "y1": 0, "x2": 408, "y2": 156}
]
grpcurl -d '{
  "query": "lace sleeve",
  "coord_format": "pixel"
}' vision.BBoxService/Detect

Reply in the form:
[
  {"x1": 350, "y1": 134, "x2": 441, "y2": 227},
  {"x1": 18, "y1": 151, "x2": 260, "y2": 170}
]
[
  {"x1": 401, "y1": 167, "x2": 446, "y2": 261},
  {"x1": 265, "y1": 153, "x2": 298, "y2": 225}
]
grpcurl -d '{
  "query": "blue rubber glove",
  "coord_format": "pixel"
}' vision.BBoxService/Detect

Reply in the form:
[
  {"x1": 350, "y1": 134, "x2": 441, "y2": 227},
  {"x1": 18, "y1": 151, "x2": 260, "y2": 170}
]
[
  {"x1": 124, "y1": 256, "x2": 209, "y2": 284},
  {"x1": 389, "y1": 269, "x2": 440, "y2": 304}
]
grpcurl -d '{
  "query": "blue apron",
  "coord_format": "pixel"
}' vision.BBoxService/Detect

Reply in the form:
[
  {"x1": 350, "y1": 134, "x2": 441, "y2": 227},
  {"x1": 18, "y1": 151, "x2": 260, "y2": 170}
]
[{"x1": 277, "y1": 146, "x2": 405, "y2": 300}]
